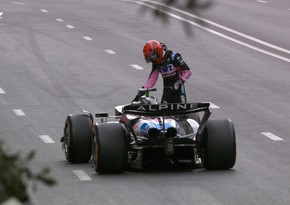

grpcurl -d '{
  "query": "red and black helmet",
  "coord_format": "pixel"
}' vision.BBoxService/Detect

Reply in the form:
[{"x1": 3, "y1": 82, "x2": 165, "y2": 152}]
[{"x1": 143, "y1": 40, "x2": 163, "y2": 64}]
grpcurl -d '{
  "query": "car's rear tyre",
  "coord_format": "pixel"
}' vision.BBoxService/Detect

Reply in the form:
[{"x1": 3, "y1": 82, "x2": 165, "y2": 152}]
[
  {"x1": 93, "y1": 123, "x2": 127, "y2": 174},
  {"x1": 203, "y1": 119, "x2": 236, "y2": 170},
  {"x1": 63, "y1": 114, "x2": 92, "y2": 163}
]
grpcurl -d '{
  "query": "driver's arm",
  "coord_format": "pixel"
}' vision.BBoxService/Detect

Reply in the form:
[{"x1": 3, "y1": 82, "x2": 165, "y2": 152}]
[
  {"x1": 143, "y1": 68, "x2": 159, "y2": 88},
  {"x1": 174, "y1": 53, "x2": 192, "y2": 82}
]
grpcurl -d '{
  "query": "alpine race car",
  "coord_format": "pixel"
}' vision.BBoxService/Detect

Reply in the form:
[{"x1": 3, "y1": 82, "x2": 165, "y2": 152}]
[{"x1": 60, "y1": 88, "x2": 236, "y2": 173}]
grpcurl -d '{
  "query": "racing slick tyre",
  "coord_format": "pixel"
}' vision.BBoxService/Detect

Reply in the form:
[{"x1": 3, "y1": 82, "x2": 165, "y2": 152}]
[
  {"x1": 93, "y1": 123, "x2": 127, "y2": 174},
  {"x1": 203, "y1": 119, "x2": 236, "y2": 170},
  {"x1": 63, "y1": 114, "x2": 92, "y2": 163}
]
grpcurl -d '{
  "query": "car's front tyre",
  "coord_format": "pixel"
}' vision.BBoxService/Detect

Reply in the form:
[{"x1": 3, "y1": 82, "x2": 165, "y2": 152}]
[{"x1": 62, "y1": 114, "x2": 92, "y2": 163}]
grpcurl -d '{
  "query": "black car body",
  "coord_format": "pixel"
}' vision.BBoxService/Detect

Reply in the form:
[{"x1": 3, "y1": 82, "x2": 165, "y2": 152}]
[{"x1": 61, "y1": 89, "x2": 236, "y2": 173}]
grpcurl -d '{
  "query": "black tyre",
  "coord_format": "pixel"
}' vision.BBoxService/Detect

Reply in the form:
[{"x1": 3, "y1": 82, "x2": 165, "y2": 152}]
[
  {"x1": 63, "y1": 114, "x2": 92, "y2": 163},
  {"x1": 93, "y1": 123, "x2": 127, "y2": 174},
  {"x1": 203, "y1": 119, "x2": 236, "y2": 170}
]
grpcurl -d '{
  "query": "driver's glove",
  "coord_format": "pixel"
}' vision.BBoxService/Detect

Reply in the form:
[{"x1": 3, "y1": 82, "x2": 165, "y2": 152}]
[{"x1": 174, "y1": 79, "x2": 183, "y2": 90}]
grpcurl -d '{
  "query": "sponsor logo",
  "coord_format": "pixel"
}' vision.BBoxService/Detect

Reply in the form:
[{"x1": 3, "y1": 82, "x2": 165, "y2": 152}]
[
  {"x1": 159, "y1": 64, "x2": 174, "y2": 74},
  {"x1": 136, "y1": 104, "x2": 195, "y2": 111},
  {"x1": 123, "y1": 103, "x2": 209, "y2": 114}
]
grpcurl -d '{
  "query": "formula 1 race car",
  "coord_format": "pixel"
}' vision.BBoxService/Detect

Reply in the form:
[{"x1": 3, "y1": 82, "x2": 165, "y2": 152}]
[{"x1": 61, "y1": 88, "x2": 236, "y2": 173}]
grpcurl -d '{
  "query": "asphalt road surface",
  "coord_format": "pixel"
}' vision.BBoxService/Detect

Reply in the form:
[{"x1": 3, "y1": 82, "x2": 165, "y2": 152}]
[{"x1": 0, "y1": 0, "x2": 290, "y2": 204}]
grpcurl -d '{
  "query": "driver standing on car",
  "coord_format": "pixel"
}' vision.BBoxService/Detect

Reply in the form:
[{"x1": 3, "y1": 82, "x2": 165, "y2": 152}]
[{"x1": 134, "y1": 40, "x2": 192, "y2": 103}]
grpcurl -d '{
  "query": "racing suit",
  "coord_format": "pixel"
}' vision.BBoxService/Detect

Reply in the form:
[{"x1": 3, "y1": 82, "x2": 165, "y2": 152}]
[{"x1": 143, "y1": 50, "x2": 192, "y2": 103}]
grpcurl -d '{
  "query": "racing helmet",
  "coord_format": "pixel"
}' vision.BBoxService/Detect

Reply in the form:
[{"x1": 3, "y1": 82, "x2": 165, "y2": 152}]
[{"x1": 143, "y1": 40, "x2": 163, "y2": 64}]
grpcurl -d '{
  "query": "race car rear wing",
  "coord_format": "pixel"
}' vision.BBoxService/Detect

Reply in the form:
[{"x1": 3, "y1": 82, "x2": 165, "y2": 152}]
[
  {"x1": 122, "y1": 103, "x2": 210, "y2": 116},
  {"x1": 122, "y1": 102, "x2": 211, "y2": 143}
]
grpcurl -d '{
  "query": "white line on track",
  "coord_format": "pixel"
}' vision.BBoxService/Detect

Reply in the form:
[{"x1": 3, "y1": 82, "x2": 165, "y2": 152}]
[
  {"x1": 72, "y1": 170, "x2": 92, "y2": 181},
  {"x1": 83, "y1": 36, "x2": 93, "y2": 41},
  {"x1": 56, "y1": 18, "x2": 64, "y2": 22},
  {"x1": 261, "y1": 132, "x2": 284, "y2": 141},
  {"x1": 41, "y1": 9, "x2": 48, "y2": 13},
  {"x1": 66, "y1": 25, "x2": 75, "y2": 29},
  {"x1": 105, "y1": 49, "x2": 116, "y2": 54},
  {"x1": 39, "y1": 135, "x2": 55, "y2": 143},
  {"x1": 257, "y1": 0, "x2": 268, "y2": 3},
  {"x1": 131, "y1": 64, "x2": 144, "y2": 70},
  {"x1": 0, "y1": 88, "x2": 5, "y2": 94},
  {"x1": 126, "y1": 0, "x2": 290, "y2": 63},
  {"x1": 11, "y1": 2, "x2": 25, "y2": 4},
  {"x1": 13, "y1": 109, "x2": 26, "y2": 116}
]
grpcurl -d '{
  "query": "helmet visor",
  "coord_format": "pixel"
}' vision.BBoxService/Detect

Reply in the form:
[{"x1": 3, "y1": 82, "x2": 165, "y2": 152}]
[
  {"x1": 145, "y1": 54, "x2": 157, "y2": 63},
  {"x1": 145, "y1": 57, "x2": 151, "y2": 63}
]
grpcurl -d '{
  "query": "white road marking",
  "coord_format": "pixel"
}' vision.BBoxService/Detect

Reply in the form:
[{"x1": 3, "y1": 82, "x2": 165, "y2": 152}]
[
  {"x1": 39, "y1": 135, "x2": 55, "y2": 143},
  {"x1": 261, "y1": 132, "x2": 284, "y2": 141},
  {"x1": 209, "y1": 102, "x2": 220, "y2": 109},
  {"x1": 257, "y1": 0, "x2": 268, "y2": 3},
  {"x1": 127, "y1": 0, "x2": 290, "y2": 63},
  {"x1": 0, "y1": 88, "x2": 5, "y2": 94},
  {"x1": 131, "y1": 64, "x2": 144, "y2": 70},
  {"x1": 11, "y1": 2, "x2": 25, "y2": 4},
  {"x1": 66, "y1": 25, "x2": 74, "y2": 29},
  {"x1": 83, "y1": 36, "x2": 92, "y2": 41},
  {"x1": 105, "y1": 49, "x2": 116, "y2": 54},
  {"x1": 0, "y1": 12, "x2": 3, "y2": 19},
  {"x1": 72, "y1": 170, "x2": 92, "y2": 181},
  {"x1": 41, "y1": 9, "x2": 48, "y2": 13},
  {"x1": 13, "y1": 109, "x2": 26, "y2": 116},
  {"x1": 56, "y1": 18, "x2": 64, "y2": 22}
]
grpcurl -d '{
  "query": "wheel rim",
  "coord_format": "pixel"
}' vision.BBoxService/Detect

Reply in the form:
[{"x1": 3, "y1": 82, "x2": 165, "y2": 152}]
[
  {"x1": 93, "y1": 137, "x2": 99, "y2": 171},
  {"x1": 64, "y1": 122, "x2": 71, "y2": 157}
]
